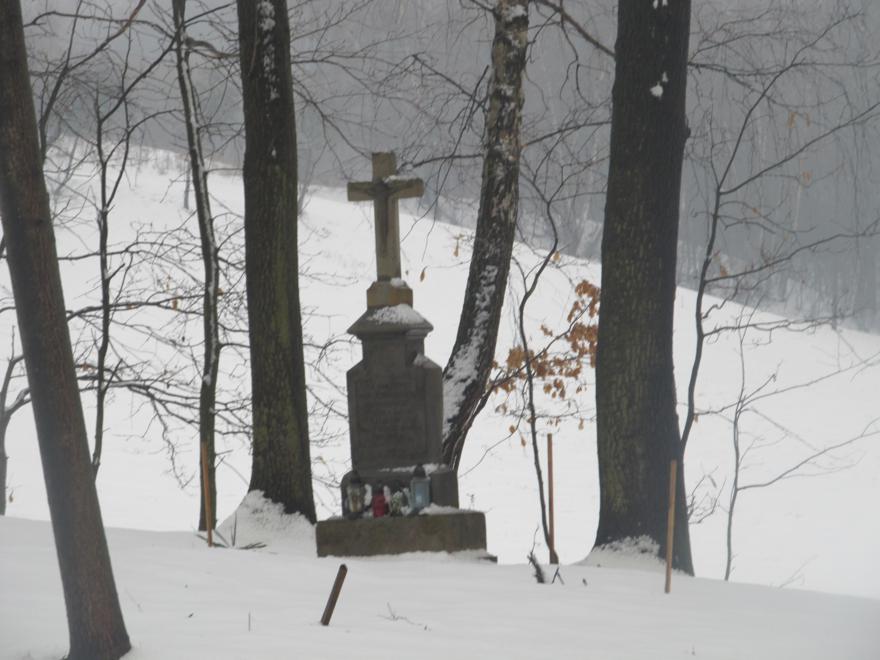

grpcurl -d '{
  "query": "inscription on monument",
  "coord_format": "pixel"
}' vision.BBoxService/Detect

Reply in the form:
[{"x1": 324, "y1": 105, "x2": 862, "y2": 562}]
[{"x1": 349, "y1": 367, "x2": 433, "y2": 470}]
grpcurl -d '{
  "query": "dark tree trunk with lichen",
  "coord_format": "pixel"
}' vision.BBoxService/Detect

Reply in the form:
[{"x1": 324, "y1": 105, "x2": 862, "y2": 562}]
[
  {"x1": 594, "y1": 0, "x2": 694, "y2": 574},
  {"x1": 236, "y1": 0, "x2": 316, "y2": 521},
  {"x1": 442, "y1": 0, "x2": 529, "y2": 470},
  {"x1": 0, "y1": 2, "x2": 131, "y2": 657},
  {"x1": 173, "y1": 0, "x2": 219, "y2": 532}
]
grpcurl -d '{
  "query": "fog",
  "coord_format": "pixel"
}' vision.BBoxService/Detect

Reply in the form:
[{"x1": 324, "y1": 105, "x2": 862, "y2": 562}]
[{"x1": 21, "y1": 0, "x2": 880, "y2": 330}]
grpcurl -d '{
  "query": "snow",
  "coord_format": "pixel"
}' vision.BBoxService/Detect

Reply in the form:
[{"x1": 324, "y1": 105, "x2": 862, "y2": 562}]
[
  {"x1": 366, "y1": 303, "x2": 427, "y2": 325},
  {"x1": 5, "y1": 152, "x2": 877, "y2": 602},
  {"x1": 502, "y1": 4, "x2": 528, "y2": 22},
  {"x1": 216, "y1": 490, "x2": 315, "y2": 554},
  {"x1": 418, "y1": 503, "x2": 470, "y2": 515},
  {"x1": 442, "y1": 263, "x2": 498, "y2": 436},
  {"x1": 257, "y1": 0, "x2": 279, "y2": 101},
  {"x1": 580, "y1": 536, "x2": 666, "y2": 572},
  {"x1": 412, "y1": 354, "x2": 435, "y2": 368},
  {"x1": 382, "y1": 175, "x2": 417, "y2": 184},
  {"x1": 2, "y1": 147, "x2": 880, "y2": 657},
  {"x1": 2, "y1": 515, "x2": 878, "y2": 659},
  {"x1": 257, "y1": 0, "x2": 275, "y2": 33}
]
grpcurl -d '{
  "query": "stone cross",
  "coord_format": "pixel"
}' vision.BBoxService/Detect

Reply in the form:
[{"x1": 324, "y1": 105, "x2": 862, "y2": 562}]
[{"x1": 347, "y1": 152, "x2": 423, "y2": 284}]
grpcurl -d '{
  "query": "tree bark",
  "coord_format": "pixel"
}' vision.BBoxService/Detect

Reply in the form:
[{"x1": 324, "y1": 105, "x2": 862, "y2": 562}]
[
  {"x1": 236, "y1": 0, "x2": 315, "y2": 521},
  {"x1": 0, "y1": 2, "x2": 131, "y2": 657},
  {"x1": 594, "y1": 0, "x2": 694, "y2": 574},
  {"x1": 442, "y1": 0, "x2": 529, "y2": 470}
]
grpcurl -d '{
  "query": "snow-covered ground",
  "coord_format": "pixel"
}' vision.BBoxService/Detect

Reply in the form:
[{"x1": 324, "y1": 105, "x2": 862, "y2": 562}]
[
  {"x1": 1, "y1": 150, "x2": 879, "y2": 657},
  {"x1": 3, "y1": 505, "x2": 879, "y2": 660}
]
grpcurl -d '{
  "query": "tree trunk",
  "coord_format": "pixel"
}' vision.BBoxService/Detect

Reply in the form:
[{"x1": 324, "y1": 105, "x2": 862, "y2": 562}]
[
  {"x1": 594, "y1": 0, "x2": 694, "y2": 574},
  {"x1": 173, "y1": 0, "x2": 220, "y2": 532},
  {"x1": 0, "y1": 3, "x2": 131, "y2": 657},
  {"x1": 236, "y1": 0, "x2": 315, "y2": 521},
  {"x1": 442, "y1": 0, "x2": 529, "y2": 470}
]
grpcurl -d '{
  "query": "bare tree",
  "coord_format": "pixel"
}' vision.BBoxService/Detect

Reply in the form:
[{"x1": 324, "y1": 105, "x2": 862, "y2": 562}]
[
  {"x1": 88, "y1": 77, "x2": 167, "y2": 478},
  {"x1": 515, "y1": 199, "x2": 560, "y2": 564},
  {"x1": 593, "y1": 0, "x2": 694, "y2": 573},
  {"x1": 672, "y1": 8, "x2": 880, "y2": 568},
  {"x1": 681, "y1": 6, "x2": 880, "y2": 454},
  {"x1": 0, "y1": 2, "x2": 130, "y2": 657},
  {"x1": 711, "y1": 313, "x2": 880, "y2": 580},
  {"x1": 236, "y1": 0, "x2": 316, "y2": 520},
  {"x1": 0, "y1": 336, "x2": 30, "y2": 516},
  {"x1": 442, "y1": 0, "x2": 530, "y2": 470},
  {"x1": 173, "y1": 0, "x2": 221, "y2": 532}
]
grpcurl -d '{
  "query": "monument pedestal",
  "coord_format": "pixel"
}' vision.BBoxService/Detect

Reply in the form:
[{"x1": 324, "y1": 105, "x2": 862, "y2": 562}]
[
  {"x1": 316, "y1": 511, "x2": 488, "y2": 558},
  {"x1": 343, "y1": 304, "x2": 460, "y2": 508}
]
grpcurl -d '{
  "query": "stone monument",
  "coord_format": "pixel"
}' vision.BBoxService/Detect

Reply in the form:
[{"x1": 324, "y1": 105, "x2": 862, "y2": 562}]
[{"x1": 315, "y1": 152, "x2": 487, "y2": 558}]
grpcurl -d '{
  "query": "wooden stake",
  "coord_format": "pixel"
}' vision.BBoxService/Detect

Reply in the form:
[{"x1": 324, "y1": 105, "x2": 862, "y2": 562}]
[
  {"x1": 665, "y1": 458, "x2": 678, "y2": 594},
  {"x1": 200, "y1": 441, "x2": 213, "y2": 548},
  {"x1": 547, "y1": 433, "x2": 558, "y2": 564},
  {"x1": 321, "y1": 564, "x2": 348, "y2": 626}
]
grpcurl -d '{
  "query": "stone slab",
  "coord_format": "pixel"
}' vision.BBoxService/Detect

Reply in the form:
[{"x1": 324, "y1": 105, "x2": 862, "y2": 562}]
[
  {"x1": 316, "y1": 511, "x2": 486, "y2": 557},
  {"x1": 346, "y1": 309, "x2": 443, "y2": 472}
]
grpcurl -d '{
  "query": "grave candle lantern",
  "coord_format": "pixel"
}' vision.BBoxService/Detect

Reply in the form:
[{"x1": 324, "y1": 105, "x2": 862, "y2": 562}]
[
  {"x1": 390, "y1": 490, "x2": 406, "y2": 516},
  {"x1": 410, "y1": 464, "x2": 431, "y2": 513},
  {"x1": 371, "y1": 482, "x2": 388, "y2": 518},
  {"x1": 345, "y1": 471, "x2": 366, "y2": 519}
]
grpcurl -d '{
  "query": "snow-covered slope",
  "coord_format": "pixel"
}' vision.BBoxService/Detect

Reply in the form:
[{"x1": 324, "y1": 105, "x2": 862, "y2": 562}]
[
  {"x1": 3, "y1": 510, "x2": 879, "y2": 659},
  {"x1": 2, "y1": 150, "x2": 879, "y2": 607}
]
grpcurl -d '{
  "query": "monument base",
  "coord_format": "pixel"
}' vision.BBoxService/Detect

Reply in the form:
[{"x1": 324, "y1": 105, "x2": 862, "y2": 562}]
[{"x1": 316, "y1": 510, "x2": 488, "y2": 558}]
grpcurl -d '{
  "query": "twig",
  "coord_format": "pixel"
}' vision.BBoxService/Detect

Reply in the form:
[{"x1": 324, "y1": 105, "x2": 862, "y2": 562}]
[{"x1": 527, "y1": 550, "x2": 546, "y2": 584}]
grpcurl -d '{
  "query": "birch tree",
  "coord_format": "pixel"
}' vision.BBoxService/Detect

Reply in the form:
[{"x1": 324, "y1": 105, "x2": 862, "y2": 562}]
[{"x1": 442, "y1": 0, "x2": 530, "y2": 470}]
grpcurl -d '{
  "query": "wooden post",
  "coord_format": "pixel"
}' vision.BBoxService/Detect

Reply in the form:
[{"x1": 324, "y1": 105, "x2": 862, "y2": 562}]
[
  {"x1": 664, "y1": 458, "x2": 677, "y2": 594},
  {"x1": 200, "y1": 441, "x2": 213, "y2": 548},
  {"x1": 321, "y1": 564, "x2": 348, "y2": 626},
  {"x1": 547, "y1": 433, "x2": 558, "y2": 564}
]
